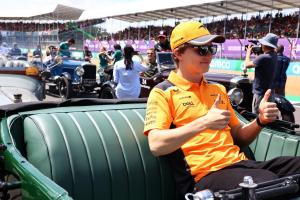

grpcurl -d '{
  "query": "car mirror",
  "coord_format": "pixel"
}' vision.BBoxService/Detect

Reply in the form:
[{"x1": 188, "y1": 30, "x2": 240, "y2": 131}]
[{"x1": 228, "y1": 88, "x2": 244, "y2": 107}]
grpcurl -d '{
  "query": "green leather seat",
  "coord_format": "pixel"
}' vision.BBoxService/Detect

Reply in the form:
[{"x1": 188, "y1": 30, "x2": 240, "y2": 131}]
[
  {"x1": 20, "y1": 105, "x2": 300, "y2": 200},
  {"x1": 23, "y1": 106, "x2": 176, "y2": 200}
]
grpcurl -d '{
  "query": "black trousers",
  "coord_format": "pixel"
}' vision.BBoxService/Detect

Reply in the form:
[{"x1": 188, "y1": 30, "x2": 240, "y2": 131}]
[{"x1": 194, "y1": 156, "x2": 300, "y2": 192}]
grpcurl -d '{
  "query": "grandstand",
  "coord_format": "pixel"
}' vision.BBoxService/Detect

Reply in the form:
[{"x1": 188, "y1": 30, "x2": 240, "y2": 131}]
[
  {"x1": 0, "y1": 4, "x2": 105, "y2": 50},
  {"x1": 0, "y1": 0, "x2": 299, "y2": 55}
]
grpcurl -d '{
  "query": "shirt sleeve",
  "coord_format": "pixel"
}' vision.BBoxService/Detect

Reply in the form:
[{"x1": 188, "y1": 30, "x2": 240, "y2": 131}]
[
  {"x1": 253, "y1": 54, "x2": 267, "y2": 68},
  {"x1": 144, "y1": 88, "x2": 173, "y2": 136},
  {"x1": 113, "y1": 63, "x2": 119, "y2": 83},
  {"x1": 134, "y1": 62, "x2": 148, "y2": 72}
]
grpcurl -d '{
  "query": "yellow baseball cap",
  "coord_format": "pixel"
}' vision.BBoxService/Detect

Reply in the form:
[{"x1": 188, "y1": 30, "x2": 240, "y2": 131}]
[{"x1": 170, "y1": 21, "x2": 225, "y2": 50}]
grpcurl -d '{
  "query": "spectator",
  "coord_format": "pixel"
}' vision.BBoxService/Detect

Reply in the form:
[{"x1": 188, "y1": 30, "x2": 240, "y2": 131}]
[
  {"x1": 44, "y1": 45, "x2": 58, "y2": 66},
  {"x1": 8, "y1": 43, "x2": 21, "y2": 56},
  {"x1": 99, "y1": 47, "x2": 112, "y2": 69},
  {"x1": 58, "y1": 38, "x2": 75, "y2": 58},
  {"x1": 112, "y1": 44, "x2": 122, "y2": 64},
  {"x1": 244, "y1": 33, "x2": 278, "y2": 114},
  {"x1": 83, "y1": 45, "x2": 92, "y2": 62},
  {"x1": 32, "y1": 44, "x2": 42, "y2": 58},
  {"x1": 274, "y1": 44, "x2": 290, "y2": 96},
  {"x1": 143, "y1": 48, "x2": 158, "y2": 77},
  {"x1": 154, "y1": 30, "x2": 171, "y2": 52},
  {"x1": 113, "y1": 45, "x2": 148, "y2": 98}
]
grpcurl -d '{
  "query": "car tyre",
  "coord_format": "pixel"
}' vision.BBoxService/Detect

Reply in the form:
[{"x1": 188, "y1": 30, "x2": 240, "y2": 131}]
[
  {"x1": 58, "y1": 76, "x2": 72, "y2": 100},
  {"x1": 99, "y1": 86, "x2": 116, "y2": 99}
]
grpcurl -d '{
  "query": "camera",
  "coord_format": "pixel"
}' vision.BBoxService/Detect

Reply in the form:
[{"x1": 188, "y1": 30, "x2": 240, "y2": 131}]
[{"x1": 244, "y1": 39, "x2": 263, "y2": 55}]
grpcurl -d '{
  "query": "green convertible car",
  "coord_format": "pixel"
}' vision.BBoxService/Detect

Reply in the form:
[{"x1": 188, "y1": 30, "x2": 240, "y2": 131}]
[{"x1": 0, "y1": 99, "x2": 300, "y2": 200}]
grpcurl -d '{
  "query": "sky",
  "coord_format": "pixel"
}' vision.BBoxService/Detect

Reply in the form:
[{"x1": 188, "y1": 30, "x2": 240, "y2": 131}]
[
  {"x1": 0, "y1": 0, "x2": 210, "y2": 32},
  {"x1": 0, "y1": 0, "x2": 206, "y2": 19},
  {"x1": 1, "y1": 0, "x2": 298, "y2": 33}
]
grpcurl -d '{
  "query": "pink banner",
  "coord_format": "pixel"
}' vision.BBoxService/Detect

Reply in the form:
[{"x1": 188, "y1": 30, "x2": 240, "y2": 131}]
[{"x1": 85, "y1": 38, "x2": 300, "y2": 60}]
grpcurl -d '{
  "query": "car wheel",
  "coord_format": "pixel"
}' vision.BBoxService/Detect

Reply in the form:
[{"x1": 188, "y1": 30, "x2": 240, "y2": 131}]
[
  {"x1": 58, "y1": 77, "x2": 72, "y2": 100},
  {"x1": 99, "y1": 86, "x2": 116, "y2": 99}
]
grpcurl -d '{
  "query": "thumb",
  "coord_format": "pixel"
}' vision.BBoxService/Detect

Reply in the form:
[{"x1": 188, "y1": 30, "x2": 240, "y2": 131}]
[
  {"x1": 212, "y1": 94, "x2": 221, "y2": 108},
  {"x1": 262, "y1": 89, "x2": 271, "y2": 103}
]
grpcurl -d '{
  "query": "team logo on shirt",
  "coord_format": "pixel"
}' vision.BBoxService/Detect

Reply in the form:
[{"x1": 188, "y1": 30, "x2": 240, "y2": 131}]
[{"x1": 182, "y1": 101, "x2": 195, "y2": 106}]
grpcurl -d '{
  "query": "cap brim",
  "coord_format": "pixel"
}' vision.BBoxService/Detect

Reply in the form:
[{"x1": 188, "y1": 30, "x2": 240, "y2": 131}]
[
  {"x1": 188, "y1": 35, "x2": 225, "y2": 45},
  {"x1": 258, "y1": 39, "x2": 277, "y2": 48}
]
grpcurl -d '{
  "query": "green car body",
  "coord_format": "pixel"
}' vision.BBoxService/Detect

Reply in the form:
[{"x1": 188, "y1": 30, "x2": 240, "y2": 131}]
[{"x1": 0, "y1": 99, "x2": 300, "y2": 200}]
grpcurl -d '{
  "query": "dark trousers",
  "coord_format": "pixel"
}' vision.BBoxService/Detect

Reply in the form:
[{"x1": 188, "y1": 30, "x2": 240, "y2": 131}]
[
  {"x1": 252, "y1": 92, "x2": 275, "y2": 114},
  {"x1": 195, "y1": 156, "x2": 300, "y2": 192}
]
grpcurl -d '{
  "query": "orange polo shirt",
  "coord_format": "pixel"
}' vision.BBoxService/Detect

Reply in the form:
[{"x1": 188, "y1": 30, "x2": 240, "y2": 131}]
[{"x1": 144, "y1": 71, "x2": 247, "y2": 183}]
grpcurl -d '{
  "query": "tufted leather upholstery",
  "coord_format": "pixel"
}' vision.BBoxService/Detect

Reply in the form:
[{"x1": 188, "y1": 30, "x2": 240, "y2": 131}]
[
  {"x1": 17, "y1": 104, "x2": 300, "y2": 200},
  {"x1": 23, "y1": 105, "x2": 176, "y2": 200}
]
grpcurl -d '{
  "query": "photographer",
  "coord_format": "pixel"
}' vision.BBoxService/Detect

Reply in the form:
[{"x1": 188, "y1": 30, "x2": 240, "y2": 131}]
[
  {"x1": 244, "y1": 33, "x2": 278, "y2": 114},
  {"x1": 274, "y1": 44, "x2": 290, "y2": 96}
]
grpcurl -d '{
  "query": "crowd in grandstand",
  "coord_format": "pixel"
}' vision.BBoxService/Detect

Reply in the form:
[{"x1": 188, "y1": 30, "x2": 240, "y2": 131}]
[
  {"x1": 0, "y1": 18, "x2": 104, "y2": 32},
  {"x1": 0, "y1": 11, "x2": 299, "y2": 43},
  {"x1": 109, "y1": 12, "x2": 299, "y2": 40}
]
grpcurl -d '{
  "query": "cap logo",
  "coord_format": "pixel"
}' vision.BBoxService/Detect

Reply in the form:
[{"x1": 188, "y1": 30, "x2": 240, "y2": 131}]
[
  {"x1": 199, "y1": 25, "x2": 208, "y2": 31},
  {"x1": 174, "y1": 37, "x2": 184, "y2": 43}
]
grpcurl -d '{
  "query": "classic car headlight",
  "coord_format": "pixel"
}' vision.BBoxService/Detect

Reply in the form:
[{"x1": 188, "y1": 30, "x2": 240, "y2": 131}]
[
  {"x1": 25, "y1": 66, "x2": 39, "y2": 76},
  {"x1": 75, "y1": 66, "x2": 85, "y2": 76},
  {"x1": 228, "y1": 88, "x2": 244, "y2": 106}
]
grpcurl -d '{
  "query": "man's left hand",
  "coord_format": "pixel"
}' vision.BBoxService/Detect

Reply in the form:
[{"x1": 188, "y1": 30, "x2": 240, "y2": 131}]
[{"x1": 258, "y1": 89, "x2": 279, "y2": 124}]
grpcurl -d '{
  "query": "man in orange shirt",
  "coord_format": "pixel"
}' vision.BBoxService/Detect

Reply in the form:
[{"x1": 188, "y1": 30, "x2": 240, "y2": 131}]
[{"x1": 144, "y1": 21, "x2": 300, "y2": 197}]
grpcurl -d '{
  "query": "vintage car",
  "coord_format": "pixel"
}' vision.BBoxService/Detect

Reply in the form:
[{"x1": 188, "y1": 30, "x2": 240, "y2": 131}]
[
  {"x1": 44, "y1": 57, "x2": 98, "y2": 99},
  {"x1": 0, "y1": 74, "x2": 44, "y2": 106},
  {"x1": 0, "y1": 58, "x2": 46, "y2": 104},
  {"x1": 0, "y1": 99, "x2": 300, "y2": 200}
]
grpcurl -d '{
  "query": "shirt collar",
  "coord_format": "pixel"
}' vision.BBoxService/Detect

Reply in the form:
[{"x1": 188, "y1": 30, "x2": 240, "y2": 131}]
[{"x1": 167, "y1": 71, "x2": 207, "y2": 91}]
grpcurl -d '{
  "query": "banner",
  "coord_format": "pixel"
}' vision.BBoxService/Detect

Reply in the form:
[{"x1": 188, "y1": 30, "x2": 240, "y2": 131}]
[
  {"x1": 85, "y1": 39, "x2": 155, "y2": 53},
  {"x1": 85, "y1": 38, "x2": 300, "y2": 60},
  {"x1": 210, "y1": 59, "x2": 300, "y2": 76}
]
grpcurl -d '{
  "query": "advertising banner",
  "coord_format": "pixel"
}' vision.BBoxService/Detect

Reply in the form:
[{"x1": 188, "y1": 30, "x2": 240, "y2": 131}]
[
  {"x1": 210, "y1": 58, "x2": 300, "y2": 76},
  {"x1": 85, "y1": 38, "x2": 300, "y2": 60}
]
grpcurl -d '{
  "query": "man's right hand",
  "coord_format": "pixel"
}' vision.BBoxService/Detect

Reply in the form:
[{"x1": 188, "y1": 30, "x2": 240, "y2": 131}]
[{"x1": 204, "y1": 94, "x2": 231, "y2": 130}]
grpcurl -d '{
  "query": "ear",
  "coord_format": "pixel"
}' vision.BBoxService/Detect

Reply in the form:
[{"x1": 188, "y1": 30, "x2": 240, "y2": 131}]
[{"x1": 173, "y1": 48, "x2": 182, "y2": 61}]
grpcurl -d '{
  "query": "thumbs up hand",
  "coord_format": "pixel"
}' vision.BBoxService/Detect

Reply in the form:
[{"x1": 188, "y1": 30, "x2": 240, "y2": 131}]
[
  {"x1": 204, "y1": 94, "x2": 231, "y2": 130},
  {"x1": 258, "y1": 89, "x2": 279, "y2": 124}
]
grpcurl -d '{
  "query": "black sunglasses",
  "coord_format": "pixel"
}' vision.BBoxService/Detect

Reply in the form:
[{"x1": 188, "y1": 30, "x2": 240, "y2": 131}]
[{"x1": 190, "y1": 44, "x2": 218, "y2": 56}]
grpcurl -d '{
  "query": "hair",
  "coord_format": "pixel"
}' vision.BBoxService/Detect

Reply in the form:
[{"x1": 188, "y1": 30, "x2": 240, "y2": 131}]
[
  {"x1": 68, "y1": 38, "x2": 75, "y2": 44},
  {"x1": 277, "y1": 44, "x2": 284, "y2": 53},
  {"x1": 147, "y1": 48, "x2": 155, "y2": 53},
  {"x1": 114, "y1": 44, "x2": 121, "y2": 50},
  {"x1": 100, "y1": 46, "x2": 107, "y2": 52},
  {"x1": 173, "y1": 44, "x2": 190, "y2": 66},
  {"x1": 123, "y1": 45, "x2": 134, "y2": 70}
]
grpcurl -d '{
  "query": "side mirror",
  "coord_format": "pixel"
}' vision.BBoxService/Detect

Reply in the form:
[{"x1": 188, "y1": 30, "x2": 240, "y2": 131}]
[{"x1": 228, "y1": 88, "x2": 244, "y2": 107}]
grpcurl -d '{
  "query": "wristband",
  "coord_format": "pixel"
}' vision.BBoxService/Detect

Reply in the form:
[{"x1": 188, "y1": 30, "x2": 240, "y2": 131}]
[{"x1": 256, "y1": 117, "x2": 266, "y2": 127}]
